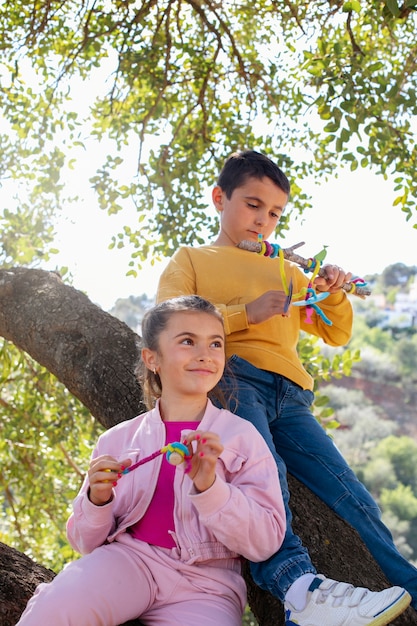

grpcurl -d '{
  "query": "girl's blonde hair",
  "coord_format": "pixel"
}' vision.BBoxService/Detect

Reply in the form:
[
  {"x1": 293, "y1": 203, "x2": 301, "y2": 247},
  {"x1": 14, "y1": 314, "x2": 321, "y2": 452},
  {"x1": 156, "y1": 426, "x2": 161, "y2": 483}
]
[{"x1": 137, "y1": 295, "x2": 226, "y2": 410}]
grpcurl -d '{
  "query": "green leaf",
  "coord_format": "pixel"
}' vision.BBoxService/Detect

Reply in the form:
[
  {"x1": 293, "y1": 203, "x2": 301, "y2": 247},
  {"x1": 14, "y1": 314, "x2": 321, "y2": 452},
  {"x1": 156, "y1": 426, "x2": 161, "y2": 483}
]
[
  {"x1": 343, "y1": 0, "x2": 361, "y2": 13},
  {"x1": 384, "y1": 0, "x2": 401, "y2": 16}
]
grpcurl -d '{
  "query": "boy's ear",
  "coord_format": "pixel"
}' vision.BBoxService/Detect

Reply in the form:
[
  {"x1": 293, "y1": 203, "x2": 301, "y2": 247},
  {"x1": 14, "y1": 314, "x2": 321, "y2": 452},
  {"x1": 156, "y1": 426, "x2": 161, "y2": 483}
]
[
  {"x1": 212, "y1": 185, "x2": 224, "y2": 212},
  {"x1": 141, "y1": 347, "x2": 158, "y2": 372}
]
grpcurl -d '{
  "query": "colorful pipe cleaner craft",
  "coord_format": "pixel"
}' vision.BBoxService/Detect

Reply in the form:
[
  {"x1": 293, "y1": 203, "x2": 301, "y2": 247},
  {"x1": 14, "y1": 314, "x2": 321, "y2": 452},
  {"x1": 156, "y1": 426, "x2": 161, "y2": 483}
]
[
  {"x1": 122, "y1": 442, "x2": 192, "y2": 475},
  {"x1": 244, "y1": 235, "x2": 370, "y2": 326}
]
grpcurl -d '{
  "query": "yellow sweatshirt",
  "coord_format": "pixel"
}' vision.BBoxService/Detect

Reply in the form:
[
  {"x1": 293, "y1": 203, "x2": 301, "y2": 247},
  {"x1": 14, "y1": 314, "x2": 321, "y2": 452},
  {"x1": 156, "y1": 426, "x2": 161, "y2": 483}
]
[{"x1": 156, "y1": 245, "x2": 353, "y2": 391}]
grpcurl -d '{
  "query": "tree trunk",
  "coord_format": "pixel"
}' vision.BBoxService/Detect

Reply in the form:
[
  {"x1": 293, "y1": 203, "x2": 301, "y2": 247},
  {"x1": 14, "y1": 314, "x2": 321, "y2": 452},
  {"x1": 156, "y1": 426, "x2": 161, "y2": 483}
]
[{"x1": 0, "y1": 268, "x2": 415, "y2": 625}]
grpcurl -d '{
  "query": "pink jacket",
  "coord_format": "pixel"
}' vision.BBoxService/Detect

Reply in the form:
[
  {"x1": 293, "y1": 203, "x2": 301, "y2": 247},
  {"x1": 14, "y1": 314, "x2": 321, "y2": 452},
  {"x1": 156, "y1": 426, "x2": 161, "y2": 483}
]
[{"x1": 67, "y1": 400, "x2": 285, "y2": 565}]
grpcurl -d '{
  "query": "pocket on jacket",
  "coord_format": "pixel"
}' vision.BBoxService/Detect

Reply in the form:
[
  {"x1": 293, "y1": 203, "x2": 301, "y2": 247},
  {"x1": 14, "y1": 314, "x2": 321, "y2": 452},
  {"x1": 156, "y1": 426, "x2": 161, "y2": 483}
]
[{"x1": 219, "y1": 447, "x2": 248, "y2": 474}]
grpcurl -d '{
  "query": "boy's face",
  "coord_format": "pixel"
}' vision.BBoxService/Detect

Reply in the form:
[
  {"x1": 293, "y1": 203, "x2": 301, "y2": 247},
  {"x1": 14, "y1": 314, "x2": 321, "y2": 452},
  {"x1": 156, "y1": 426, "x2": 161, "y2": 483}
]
[{"x1": 212, "y1": 176, "x2": 288, "y2": 246}]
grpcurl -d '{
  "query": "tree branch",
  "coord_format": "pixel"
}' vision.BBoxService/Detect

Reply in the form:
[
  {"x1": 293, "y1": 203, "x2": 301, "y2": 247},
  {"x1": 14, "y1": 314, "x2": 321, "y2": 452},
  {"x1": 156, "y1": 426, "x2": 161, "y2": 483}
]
[{"x1": 0, "y1": 268, "x2": 144, "y2": 429}]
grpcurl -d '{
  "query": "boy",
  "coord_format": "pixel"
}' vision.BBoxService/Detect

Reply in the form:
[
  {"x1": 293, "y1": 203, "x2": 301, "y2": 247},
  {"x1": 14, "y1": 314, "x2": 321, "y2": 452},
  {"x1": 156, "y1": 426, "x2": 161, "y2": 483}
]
[{"x1": 156, "y1": 150, "x2": 415, "y2": 625}]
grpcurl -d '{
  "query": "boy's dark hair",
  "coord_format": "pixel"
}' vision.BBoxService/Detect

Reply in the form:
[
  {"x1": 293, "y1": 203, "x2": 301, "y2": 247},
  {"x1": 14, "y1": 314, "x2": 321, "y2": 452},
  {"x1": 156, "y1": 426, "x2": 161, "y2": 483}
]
[
  {"x1": 216, "y1": 149, "x2": 290, "y2": 198},
  {"x1": 137, "y1": 295, "x2": 227, "y2": 409}
]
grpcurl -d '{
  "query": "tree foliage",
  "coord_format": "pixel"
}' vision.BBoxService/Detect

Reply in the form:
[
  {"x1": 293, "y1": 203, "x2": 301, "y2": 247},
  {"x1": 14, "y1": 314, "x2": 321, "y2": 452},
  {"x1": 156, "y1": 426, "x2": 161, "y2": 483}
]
[
  {"x1": 0, "y1": 341, "x2": 102, "y2": 570},
  {"x1": 1, "y1": 0, "x2": 417, "y2": 273}
]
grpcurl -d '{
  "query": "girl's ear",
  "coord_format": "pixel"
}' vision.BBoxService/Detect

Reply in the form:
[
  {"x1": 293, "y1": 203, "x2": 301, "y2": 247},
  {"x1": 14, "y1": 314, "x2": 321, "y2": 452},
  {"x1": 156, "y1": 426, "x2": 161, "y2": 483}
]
[
  {"x1": 212, "y1": 185, "x2": 224, "y2": 212},
  {"x1": 141, "y1": 347, "x2": 158, "y2": 372}
]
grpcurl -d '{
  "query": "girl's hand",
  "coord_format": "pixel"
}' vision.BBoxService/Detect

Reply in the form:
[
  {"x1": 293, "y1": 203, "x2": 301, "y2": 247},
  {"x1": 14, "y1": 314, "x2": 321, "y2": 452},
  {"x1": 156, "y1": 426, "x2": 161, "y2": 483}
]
[
  {"x1": 246, "y1": 290, "x2": 289, "y2": 323},
  {"x1": 182, "y1": 431, "x2": 224, "y2": 493},
  {"x1": 314, "y1": 265, "x2": 353, "y2": 293},
  {"x1": 87, "y1": 455, "x2": 132, "y2": 506}
]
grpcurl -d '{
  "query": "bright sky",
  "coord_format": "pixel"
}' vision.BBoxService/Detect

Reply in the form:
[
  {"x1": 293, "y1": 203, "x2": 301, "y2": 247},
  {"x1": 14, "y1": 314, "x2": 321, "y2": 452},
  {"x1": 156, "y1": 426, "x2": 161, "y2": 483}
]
[{"x1": 47, "y1": 165, "x2": 416, "y2": 311}]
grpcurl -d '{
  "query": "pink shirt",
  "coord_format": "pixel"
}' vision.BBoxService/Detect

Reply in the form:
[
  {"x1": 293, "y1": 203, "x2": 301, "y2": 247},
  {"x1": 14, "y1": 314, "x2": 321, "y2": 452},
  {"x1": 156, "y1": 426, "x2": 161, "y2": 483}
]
[{"x1": 129, "y1": 421, "x2": 199, "y2": 548}]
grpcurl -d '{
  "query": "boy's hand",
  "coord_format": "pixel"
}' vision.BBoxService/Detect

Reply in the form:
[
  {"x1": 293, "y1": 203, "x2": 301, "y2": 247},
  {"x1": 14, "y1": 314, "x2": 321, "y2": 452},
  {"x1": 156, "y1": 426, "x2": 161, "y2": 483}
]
[
  {"x1": 246, "y1": 290, "x2": 290, "y2": 324},
  {"x1": 314, "y1": 265, "x2": 353, "y2": 293},
  {"x1": 87, "y1": 455, "x2": 132, "y2": 506},
  {"x1": 183, "y1": 431, "x2": 224, "y2": 493}
]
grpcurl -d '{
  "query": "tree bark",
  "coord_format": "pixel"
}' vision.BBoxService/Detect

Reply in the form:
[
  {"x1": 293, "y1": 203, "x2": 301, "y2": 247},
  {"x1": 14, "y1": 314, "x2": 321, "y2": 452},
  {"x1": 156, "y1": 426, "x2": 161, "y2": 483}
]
[
  {"x1": 0, "y1": 268, "x2": 146, "y2": 428},
  {"x1": 0, "y1": 268, "x2": 415, "y2": 625}
]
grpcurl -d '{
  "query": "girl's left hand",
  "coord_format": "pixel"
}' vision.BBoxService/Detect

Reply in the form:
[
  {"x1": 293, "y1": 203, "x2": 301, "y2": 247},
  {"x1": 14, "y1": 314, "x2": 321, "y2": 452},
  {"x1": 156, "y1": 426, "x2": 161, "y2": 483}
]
[
  {"x1": 314, "y1": 264, "x2": 353, "y2": 293},
  {"x1": 182, "y1": 431, "x2": 224, "y2": 493}
]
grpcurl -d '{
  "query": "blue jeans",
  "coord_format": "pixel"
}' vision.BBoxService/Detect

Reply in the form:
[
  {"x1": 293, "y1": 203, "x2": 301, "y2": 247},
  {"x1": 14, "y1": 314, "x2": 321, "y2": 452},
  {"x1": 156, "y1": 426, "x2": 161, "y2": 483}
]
[{"x1": 217, "y1": 355, "x2": 417, "y2": 607}]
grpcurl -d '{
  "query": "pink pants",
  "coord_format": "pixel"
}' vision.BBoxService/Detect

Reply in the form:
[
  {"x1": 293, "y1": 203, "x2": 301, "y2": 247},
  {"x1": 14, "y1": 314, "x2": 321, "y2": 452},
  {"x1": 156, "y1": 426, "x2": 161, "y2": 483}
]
[{"x1": 16, "y1": 533, "x2": 246, "y2": 626}]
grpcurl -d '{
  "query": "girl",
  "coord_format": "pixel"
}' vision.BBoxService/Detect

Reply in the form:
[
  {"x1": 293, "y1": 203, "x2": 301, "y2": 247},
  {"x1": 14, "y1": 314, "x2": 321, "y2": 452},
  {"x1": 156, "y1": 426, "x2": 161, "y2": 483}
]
[{"x1": 17, "y1": 295, "x2": 286, "y2": 626}]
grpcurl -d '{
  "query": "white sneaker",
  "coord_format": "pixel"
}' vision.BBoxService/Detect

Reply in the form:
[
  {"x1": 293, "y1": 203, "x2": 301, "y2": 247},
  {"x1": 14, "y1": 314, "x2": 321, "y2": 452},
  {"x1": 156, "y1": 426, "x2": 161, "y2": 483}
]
[{"x1": 284, "y1": 575, "x2": 411, "y2": 625}]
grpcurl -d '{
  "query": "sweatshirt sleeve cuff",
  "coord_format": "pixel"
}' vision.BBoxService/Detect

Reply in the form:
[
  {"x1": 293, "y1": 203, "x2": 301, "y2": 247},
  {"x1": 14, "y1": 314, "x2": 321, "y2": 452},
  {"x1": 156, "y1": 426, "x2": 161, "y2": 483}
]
[
  {"x1": 320, "y1": 290, "x2": 347, "y2": 307},
  {"x1": 79, "y1": 490, "x2": 115, "y2": 524},
  {"x1": 217, "y1": 304, "x2": 249, "y2": 334},
  {"x1": 189, "y1": 475, "x2": 230, "y2": 517}
]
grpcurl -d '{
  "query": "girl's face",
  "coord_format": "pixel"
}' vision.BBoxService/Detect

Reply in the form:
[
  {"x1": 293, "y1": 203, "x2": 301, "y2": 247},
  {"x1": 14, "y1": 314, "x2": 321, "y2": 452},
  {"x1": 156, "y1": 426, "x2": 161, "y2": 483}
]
[{"x1": 143, "y1": 311, "x2": 225, "y2": 402}]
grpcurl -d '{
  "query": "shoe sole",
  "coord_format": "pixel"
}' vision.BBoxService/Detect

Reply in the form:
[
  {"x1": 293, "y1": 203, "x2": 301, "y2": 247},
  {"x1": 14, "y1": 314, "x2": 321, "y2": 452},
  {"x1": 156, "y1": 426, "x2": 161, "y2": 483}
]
[{"x1": 368, "y1": 589, "x2": 412, "y2": 626}]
